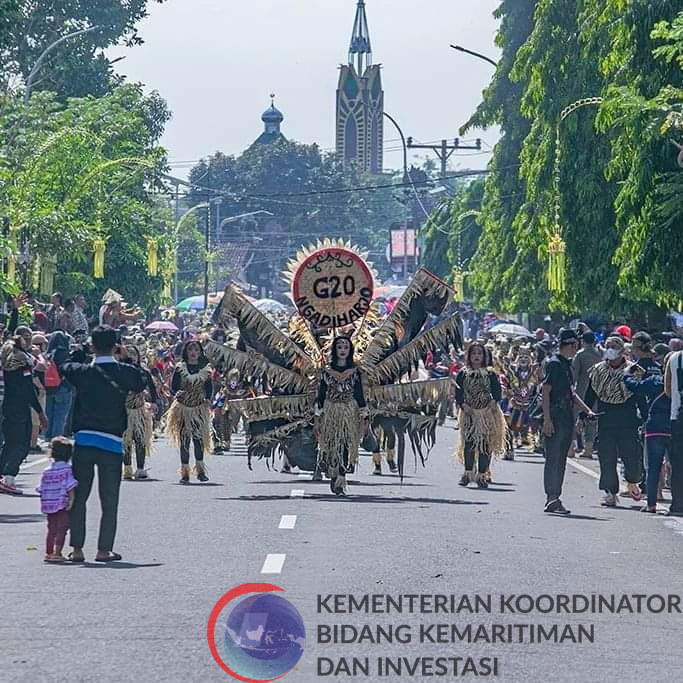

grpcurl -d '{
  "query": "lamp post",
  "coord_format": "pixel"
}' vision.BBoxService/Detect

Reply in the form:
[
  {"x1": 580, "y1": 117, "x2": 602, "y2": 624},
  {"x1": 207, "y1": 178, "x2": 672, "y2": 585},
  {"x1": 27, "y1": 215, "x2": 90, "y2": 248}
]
[
  {"x1": 449, "y1": 44, "x2": 498, "y2": 68},
  {"x1": 24, "y1": 26, "x2": 100, "y2": 103}
]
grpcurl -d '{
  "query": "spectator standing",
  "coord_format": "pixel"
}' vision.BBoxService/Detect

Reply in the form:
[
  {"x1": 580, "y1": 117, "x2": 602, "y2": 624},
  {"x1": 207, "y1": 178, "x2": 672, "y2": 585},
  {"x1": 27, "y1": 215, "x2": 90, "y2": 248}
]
[
  {"x1": 36, "y1": 437, "x2": 78, "y2": 563},
  {"x1": 571, "y1": 332, "x2": 602, "y2": 458},
  {"x1": 664, "y1": 350, "x2": 683, "y2": 516},
  {"x1": 45, "y1": 292, "x2": 63, "y2": 333},
  {"x1": 541, "y1": 329, "x2": 594, "y2": 515},
  {"x1": 59, "y1": 326, "x2": 145, "y2": 562},
  {"x1": 44, "y1": 331, "x2": 73, "y2": 440},
  {"x1": 72, "y1": 295, "x2": 89, "y2": 337},
  {"x1": 0, "y1": 325, "x2": 47, "y2": 494}
]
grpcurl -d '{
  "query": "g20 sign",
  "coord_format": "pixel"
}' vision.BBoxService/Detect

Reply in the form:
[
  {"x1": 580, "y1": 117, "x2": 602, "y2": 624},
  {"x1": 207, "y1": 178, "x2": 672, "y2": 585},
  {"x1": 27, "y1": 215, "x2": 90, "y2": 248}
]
[{"x1": 291, "y1": 246, "x2": 374, "y2": 328}]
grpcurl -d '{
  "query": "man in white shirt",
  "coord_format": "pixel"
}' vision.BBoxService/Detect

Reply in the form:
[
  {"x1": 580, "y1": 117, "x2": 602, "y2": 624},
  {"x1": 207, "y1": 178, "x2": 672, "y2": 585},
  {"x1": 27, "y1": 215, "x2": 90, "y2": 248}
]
[{"x1": 664, "y1": 349, "x2": 683, "y2": 516}]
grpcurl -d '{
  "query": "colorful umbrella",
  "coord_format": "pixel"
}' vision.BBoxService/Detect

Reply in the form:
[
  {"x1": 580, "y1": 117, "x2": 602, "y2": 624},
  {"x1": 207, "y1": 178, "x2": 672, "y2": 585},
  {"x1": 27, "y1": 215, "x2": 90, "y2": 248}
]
[
  {"x1": 145, "y1": 320, "x2": 178, "y2": 332},
  {"x1": 175, "y1": 293, "x2": 222, "y2": 311}
]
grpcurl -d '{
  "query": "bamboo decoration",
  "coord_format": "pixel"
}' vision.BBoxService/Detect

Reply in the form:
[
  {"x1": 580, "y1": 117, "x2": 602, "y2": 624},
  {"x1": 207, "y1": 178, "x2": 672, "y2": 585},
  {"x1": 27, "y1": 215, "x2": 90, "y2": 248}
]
[
  {"x1": 40, "y1": 254, "x2": 57, "y2": 295},
  {"x1": 93, "y1": 238, "x2": 106, "y2": 278},
  {"x1": 147, "y1": 237, "x2": 159, "y2": 276},
  {"x1": 7, "y1": 252, "x2": 16, "y2": 284},
  {"x1": 32, "y1": 255, "x2": 41, "y2": 291}
]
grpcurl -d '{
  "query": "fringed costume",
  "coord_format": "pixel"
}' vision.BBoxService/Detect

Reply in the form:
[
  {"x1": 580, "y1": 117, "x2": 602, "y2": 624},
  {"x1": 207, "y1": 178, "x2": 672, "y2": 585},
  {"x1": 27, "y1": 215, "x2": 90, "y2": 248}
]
[
  {"x1": 167, "y1": 362, "x2": 213, "y2": 482},
  {"x1": 315, "y1": 366, "x2": 368, "y2": 495},
  {"x1": 455, "y1": 367, "x2": 507, "y2": 487},
  {"x1": 209, "y1": 257, "x2": 463, "y2": 497}
]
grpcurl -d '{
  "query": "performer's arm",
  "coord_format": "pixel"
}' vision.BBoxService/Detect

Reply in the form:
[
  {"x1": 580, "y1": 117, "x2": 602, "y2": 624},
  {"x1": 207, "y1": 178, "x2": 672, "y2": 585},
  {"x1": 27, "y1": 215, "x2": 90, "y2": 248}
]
[
  {"x1": 170, "y1": 368, "x2": 182, "y2": 395},
  {"x1": 489, "y1": 371, "x2": 502, "y2": 403},
  {"x1": 315, "y1": 374, "x2": 327, "y2": 413},
  {"x1": 353, "y1": 371, "x2": 366, "y2": 409},
  {"x1": 204, "y1": 375, "x2": 214, "y2": 400},
  {"x1": 454, "y1": 370, "x2": 465, "y2": 407}
]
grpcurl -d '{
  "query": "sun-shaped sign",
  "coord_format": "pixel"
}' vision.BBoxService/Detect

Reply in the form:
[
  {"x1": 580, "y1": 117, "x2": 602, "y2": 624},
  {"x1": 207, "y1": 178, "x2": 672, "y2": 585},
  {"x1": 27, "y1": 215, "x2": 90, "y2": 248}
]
[{"x1": 285, "y1": 240, "x2": 375, "y2": 329}]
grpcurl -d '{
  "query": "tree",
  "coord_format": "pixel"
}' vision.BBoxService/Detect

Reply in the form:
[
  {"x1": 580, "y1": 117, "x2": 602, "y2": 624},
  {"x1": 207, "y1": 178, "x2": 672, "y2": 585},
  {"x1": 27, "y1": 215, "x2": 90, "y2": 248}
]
[
  {"x1": 1, "y1": 0, "x2": 167, "y2": 98},
  {"x1": 186, "y1": 139, "x2": 405, "y2": 290},
  {"x1": 0, "y1": 84, "x2": 172, "y2": 308}
]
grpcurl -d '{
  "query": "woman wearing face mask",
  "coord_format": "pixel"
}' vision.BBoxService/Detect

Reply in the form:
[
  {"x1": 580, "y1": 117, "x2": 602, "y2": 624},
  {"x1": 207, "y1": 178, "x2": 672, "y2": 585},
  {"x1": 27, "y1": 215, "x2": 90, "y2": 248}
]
[
  {"x1": 585, "y1": 335, "x2": 643, "y2": 506},
  {"x1": 314, "y1": 336, "x2": 368, "y2": 496},
  {"x1": 167, "y1": 340, "x2": 213, "y2": 484},
  {"x1": 454, "y1": 342, "x2": 507, "y2": 488},
  {"x1": 119, "y1": 346, "x2": 158, "y2": 480}
]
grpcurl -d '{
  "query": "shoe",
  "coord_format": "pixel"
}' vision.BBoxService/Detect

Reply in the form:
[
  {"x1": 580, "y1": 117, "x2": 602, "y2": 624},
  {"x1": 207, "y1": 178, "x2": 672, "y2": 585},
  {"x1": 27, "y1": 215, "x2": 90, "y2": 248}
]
[
  {"x1": 0, "y1": 479, "x2": 22, "y2": 495},
  {"x1": 476, "y1": 477, "x2": 489, "y2": 489},
  {"x1": 601, "y1": 493, "x2": 618, "y2": 507},
  {"x1": 195, "y1": 462, "x2": 209, "y2": 482},
  {"x1": 373, "y1": 464, "x2": 382, "y2": 476},
  {"x1": 458, "y1": 474, "x2": 470, "y2": 487},
  {"x1": 640, "y1": 506, "x2": 657, "y2": 514},
  {"x1": 627, "y1": 483, "x2": 642, "y2": 502},
  {"x1": 387, "y1": 460, "x2": 398, "y2": 473},
  {"x1": 544, "y1": 499, "x2": 571, "y2": 515},
  {"x1": 135, "y1": 469, "x2": 148, "y2": 480},
  {"x1": 213, "y1": 447, "x2": 224, "y2": 455},
  {"x1": 179, "y1": 464, "x2": 190, "y2": 485},
  {"x1": 281, "y1": 464, "x2": 292, "y2": 474},
  {"x1": 123, "y1": 465, "x2": 134, "y2": 481}
]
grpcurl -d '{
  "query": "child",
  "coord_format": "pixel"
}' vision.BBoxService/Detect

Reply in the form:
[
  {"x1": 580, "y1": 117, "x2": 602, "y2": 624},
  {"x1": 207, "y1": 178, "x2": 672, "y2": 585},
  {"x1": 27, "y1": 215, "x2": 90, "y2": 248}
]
[{"x1": 36, "y1": 437, "x2": 78, "y2": 563}]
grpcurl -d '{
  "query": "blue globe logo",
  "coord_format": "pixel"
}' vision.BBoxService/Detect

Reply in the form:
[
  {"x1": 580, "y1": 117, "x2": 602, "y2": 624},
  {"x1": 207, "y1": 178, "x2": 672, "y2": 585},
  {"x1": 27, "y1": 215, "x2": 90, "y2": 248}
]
[{"x1": 223, "y1": 593, "x2": 305, "y2": 679}]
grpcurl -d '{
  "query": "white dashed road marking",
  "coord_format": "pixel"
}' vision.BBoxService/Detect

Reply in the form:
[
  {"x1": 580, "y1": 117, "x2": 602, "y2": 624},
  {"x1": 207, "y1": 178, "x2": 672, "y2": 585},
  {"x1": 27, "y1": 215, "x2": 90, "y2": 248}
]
[
  {"x1": 261, "y1": 554, "x2": 286, "y2": 574},
  {"x1": 19, "y1": 457, "x2": 50, "y2": 471},
  {"x1": 279, "y1": 515, "x2": 297, "y2": 530},
  {"x1": 290, "y1": 489, "x2": 305, "y2": 498}
]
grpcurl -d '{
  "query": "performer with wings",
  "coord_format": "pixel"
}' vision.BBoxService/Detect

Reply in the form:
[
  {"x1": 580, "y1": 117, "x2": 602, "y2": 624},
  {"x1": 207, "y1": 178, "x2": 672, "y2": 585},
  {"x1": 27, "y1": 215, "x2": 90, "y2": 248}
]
[{"x1": 206, "y1": 241, "x2": 463, "y2": 495}]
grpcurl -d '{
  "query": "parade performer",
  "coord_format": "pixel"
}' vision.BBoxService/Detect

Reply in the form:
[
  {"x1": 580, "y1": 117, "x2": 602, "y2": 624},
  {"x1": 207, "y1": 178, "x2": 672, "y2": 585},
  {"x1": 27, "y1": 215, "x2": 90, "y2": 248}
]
[
  {"x1": 120, "y1": 346, "x2": 157, "y2": 481},
  {"x1": 454, "y1": 342, "x2": 507, "y2": 488},
  {"x1": 167, "y1": 340, "x2": 213, "y2": 484},
  {"x1": 206, "y1": 243, "x2": 462, "y2": 496},
  {"x1": 506, "y1": 346, "x2": 539, "y2": 449},
  {"x1": 314, "y1": 336, "x2": 369, "y2": 495},
  {"x1": 213, "y1": 368, "x2": 250, "y2": 453}
]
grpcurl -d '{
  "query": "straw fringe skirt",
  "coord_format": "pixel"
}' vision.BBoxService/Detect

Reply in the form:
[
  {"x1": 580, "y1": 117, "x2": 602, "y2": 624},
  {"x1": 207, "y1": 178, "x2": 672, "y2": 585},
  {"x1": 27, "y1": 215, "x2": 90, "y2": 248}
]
[
  {"x1": 124, "y1": 405, "x2": 153, "y2": 456},
  {"x1": 456, "y1": 404, "x2": 507, "y2": 464},
  {"x1": 166, "y1": 401, "x2": 213, "y2": 456},
  {"x1": 318, "y1": 401, "x2": 362, "y2": 480}
]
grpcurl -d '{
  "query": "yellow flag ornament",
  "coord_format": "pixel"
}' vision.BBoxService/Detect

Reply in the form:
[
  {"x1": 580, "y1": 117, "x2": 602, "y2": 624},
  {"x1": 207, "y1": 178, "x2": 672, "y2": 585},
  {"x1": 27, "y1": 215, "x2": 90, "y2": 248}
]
[
  {"x1": 93, "y1": 238, "x2": 106, "y2": 279},
  {"x1": 147, "y1": 238, "x2": 159, "y2": 276},
  {"x1": 547, "y1": 233, "x2": 567, "y2": 294}
]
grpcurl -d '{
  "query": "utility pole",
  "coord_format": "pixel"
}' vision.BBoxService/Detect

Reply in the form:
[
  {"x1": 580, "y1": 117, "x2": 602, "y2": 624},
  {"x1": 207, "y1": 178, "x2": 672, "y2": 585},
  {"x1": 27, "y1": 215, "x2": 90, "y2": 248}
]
[
  {"x1": 173, "y1": 180, "x2": 181, "y2": 304},
  {"x1": 407, "y1": 137, "x2": 482, "y2": 178}
]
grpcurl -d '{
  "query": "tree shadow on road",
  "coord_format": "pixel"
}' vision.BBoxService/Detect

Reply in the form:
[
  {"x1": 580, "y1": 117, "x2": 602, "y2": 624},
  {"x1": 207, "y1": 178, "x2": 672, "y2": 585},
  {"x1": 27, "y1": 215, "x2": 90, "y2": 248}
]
[
  {"x1": 216, "y1": 494, "x2": 489, "y2": 506},
  {"x1": 247, "y1": 479, "x2": 431, "y2": 488},
  {"x1": 0, "y1": 513, "x2": 44, "y2": 524},
  {"x1": 76, "y1": 562, "x2": 164, "y2": 569}
]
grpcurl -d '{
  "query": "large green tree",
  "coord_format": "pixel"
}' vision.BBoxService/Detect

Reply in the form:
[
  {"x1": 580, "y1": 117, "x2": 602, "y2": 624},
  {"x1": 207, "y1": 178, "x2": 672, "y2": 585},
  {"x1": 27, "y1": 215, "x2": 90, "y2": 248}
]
[{"x1": 1, "y1": 0, "x2": 166, "y2": 98}]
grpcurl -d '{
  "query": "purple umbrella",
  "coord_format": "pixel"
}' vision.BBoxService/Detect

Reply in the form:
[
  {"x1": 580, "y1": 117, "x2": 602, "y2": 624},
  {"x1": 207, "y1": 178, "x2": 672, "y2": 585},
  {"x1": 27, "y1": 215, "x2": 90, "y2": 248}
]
[{"x1": 145, "y1": 320, "x2": 178, "y2": 332}]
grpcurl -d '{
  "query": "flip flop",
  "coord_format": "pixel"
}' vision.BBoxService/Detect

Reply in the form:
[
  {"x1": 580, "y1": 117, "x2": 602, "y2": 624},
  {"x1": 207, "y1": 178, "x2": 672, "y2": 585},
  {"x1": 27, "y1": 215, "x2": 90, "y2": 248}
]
[{"x1": 95, "y1": 552, "x2": 122, "y2": 563}]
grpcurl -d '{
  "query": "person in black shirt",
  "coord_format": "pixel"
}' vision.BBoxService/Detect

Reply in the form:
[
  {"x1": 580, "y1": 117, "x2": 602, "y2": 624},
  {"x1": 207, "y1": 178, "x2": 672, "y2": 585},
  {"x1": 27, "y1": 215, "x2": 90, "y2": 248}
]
[
  {"x1": 0, "y1": 325, "x2": 47, "y2": 495},
  {"x1": 167, "y1": 340, "x2": 213, "y2": 484},
  {"x1": 542, "y1": 329, "x2": 593, "y2": 515},
  {"x1": 60, "y1": 326, "x2": 145, "y2": 562}
]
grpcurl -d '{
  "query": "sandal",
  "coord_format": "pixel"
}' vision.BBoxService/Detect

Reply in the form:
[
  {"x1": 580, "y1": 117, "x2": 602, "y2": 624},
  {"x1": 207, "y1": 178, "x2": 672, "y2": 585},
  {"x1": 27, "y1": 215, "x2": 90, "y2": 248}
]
[
  {"x1": 640, "y1": 506, "x2": 657, "y2": 514},
  {"x1": 68, "y1": 551, "x2": 85, "y2": 563},
  {"x1": 95, "y1": 552, "x2": 122, "y2": 563}
]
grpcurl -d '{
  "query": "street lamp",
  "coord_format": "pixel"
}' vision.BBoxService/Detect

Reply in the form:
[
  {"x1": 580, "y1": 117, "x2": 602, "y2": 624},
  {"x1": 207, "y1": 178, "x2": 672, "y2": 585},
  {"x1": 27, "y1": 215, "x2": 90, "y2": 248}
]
[
  {"x1": 24, "y1": 26, "x2": 100, "y2": 102},
  {"x1": 449, "y1": 44, "x2": 498, "y2": 68},
  {"x1": 220, "y1": 210, "x2": 273, "y2": 230}
]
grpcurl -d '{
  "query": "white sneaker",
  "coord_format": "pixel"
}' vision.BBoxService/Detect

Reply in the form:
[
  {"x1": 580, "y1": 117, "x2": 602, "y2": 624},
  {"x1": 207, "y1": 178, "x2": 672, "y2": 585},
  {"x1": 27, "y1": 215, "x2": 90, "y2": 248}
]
[
  {"x1": 601, "y1": 493, "x2": 618, "y2": 507},
  {"x1": 135, "y1": 469, "x2": 148, "y2": 480}
]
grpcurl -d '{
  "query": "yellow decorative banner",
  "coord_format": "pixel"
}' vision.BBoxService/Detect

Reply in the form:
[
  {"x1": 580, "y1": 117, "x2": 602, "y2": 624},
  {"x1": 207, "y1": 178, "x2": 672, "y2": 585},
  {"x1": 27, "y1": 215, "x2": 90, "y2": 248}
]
[
  {"x1": 452, "y1": 268, "x2": 465, "y2": 302},
  {"x1": 547, "y1": 233, "x2": 567, "y2": 294},
  {"x1": 147, "y1": 237, "x2": 159, "y2": 276},
  {"x1": 93, "y1": 239, "x2": 106, "y2": 279},
  {"x1": 7, "y1": 252, "x2": 16, "y2": 284},
  {"x1": 40, "y1": 255, "x2": 58, "y2": 295}
]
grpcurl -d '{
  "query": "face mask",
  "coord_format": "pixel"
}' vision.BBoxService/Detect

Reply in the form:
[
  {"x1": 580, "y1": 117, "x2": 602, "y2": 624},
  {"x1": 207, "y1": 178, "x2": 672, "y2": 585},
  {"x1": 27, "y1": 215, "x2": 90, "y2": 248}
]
[{"x1": 604, "y1": 348, "x2": 621, "y2": 361}]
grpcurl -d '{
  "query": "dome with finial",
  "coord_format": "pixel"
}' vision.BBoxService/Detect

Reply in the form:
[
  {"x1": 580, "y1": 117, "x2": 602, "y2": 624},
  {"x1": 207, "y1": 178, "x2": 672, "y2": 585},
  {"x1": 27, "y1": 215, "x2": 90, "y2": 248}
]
[{"x1": 262, "y1": 93, "x2": 284, "y2": 124}]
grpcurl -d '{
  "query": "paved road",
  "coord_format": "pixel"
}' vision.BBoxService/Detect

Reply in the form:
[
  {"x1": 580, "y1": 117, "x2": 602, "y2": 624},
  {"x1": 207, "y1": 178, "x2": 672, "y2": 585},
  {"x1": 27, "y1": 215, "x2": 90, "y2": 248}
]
[{"x1": 1, "y1": 424, "x2": 682, "y2": 682}]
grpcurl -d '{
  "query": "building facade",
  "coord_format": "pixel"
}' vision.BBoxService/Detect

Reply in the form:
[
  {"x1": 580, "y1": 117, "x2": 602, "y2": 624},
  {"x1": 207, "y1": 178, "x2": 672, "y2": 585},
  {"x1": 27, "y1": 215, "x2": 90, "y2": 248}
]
[{"x1": 335, "y1": 0, "x2": 384, "y2": 174}]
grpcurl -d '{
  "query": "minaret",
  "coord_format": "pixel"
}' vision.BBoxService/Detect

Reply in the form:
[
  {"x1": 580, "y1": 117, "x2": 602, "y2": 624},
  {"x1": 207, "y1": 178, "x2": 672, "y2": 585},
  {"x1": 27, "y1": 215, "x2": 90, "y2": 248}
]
[
  {"x1": 253, "y1": 94, "x2": 286, "y2": 146},
  {"x1": 336, "y1": 0, "x2": 384, "y2": 173}
]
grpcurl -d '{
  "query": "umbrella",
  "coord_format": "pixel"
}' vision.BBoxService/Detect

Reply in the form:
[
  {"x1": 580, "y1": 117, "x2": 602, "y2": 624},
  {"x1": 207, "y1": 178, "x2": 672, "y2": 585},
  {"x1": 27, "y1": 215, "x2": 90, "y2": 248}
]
[
  {"x1": 254, "y1": 298, "x2": 289, "y2": 315},
  {"x1": 175, "y1": 293, "x2": 222, "y2": 311},
  {"x1": 488, "y1": 322, "x2": 533, "y2": 338},
  {"x1": 145, "y1": 320, "x2": 178, "y2": 332}
]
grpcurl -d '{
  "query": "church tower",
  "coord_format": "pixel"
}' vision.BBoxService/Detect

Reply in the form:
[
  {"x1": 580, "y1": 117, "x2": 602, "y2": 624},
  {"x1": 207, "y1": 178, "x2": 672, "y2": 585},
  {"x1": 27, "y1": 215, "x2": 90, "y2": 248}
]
[{"x1": 336, "y1": 0, "x2": 384, "y2": 173}]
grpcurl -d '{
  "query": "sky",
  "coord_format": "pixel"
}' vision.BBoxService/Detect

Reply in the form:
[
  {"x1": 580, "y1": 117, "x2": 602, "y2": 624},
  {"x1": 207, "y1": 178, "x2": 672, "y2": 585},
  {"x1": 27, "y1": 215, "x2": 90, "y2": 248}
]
[{"x1": 109, "y1": 0, "x2": 501, "y2": 177}]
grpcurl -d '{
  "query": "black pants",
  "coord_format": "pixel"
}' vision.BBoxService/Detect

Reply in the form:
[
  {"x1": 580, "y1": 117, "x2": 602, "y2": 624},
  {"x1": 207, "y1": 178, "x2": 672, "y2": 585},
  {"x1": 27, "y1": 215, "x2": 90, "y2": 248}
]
[
  {"x1": 597, "y1": 426, "x2": 642, "y2": 494},
  {"x1": 180, "y1": 438, "x2": 204, "y2": 465},
  {"x1": 69, "y1": 446, "x2": 122, "y2": 552},
  {"x1": 123, "y1": 437, "x2": 146, "y2": 470},
  {"x1": 463, "y1": 440, "x2": 490, "y2": 474},
  {"x1": 670, "y1": 420, "x2": 683, "y2": 514},
  {"x1": 0, "y1": 410, "x2": 32, "y2": 477},
  {"x1": 543, "y1": 410, "x2": 573, "y2": 502}
]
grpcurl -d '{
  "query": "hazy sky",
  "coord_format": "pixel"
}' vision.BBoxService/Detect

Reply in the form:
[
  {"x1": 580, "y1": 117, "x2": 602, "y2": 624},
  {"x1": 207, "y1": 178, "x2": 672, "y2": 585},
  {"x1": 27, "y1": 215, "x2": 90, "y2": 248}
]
[{"x1": 110, "y1": 0, "x2": 501, "y2": 176}]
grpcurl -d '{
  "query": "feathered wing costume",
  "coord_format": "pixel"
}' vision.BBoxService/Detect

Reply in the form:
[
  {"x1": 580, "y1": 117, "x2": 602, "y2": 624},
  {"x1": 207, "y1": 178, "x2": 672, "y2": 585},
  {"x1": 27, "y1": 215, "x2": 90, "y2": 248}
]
[{"x1": 208, "y1": 266, "x2": 463, "y2": 482}]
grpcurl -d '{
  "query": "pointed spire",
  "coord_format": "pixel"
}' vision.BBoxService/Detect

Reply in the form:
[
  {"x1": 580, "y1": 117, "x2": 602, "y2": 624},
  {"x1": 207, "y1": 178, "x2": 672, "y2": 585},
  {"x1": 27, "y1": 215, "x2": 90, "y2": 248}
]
[{"x1": 349, "y1": 0, "x2": 372, "y2": 74}]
